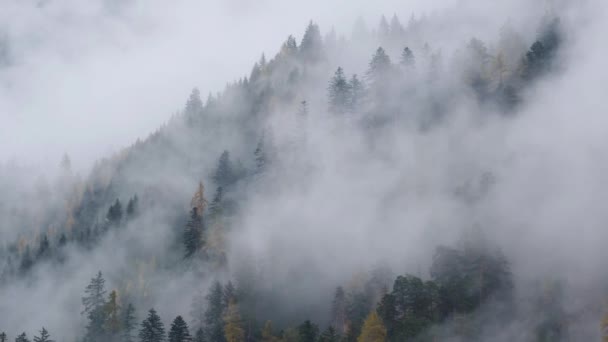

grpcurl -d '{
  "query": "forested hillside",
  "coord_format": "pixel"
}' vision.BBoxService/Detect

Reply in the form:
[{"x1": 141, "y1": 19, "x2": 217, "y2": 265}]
[{"x1": 0, "y1": 4, "x2": 603, "y2": 342}]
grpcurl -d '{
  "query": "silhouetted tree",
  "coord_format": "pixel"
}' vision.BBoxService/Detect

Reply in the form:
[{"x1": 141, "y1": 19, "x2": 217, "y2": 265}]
[
  {"x1": 139, "y1": 309, "x2": 166, "y2": 342},
  {"x1": 329, "y1": 67, "x2": 352, "y2": 114},
  {"x1": 33, "y1": 328, "x2": 54, "y2": 342},
  {"x1": 168, "y1": 316, "x2": 192, "y2": 342}
]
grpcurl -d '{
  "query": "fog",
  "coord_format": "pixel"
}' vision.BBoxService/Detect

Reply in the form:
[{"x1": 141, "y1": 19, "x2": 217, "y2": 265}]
[
  {"x1": 0, "y1": 0, "x2": 461, "y2": 171},
  {"x1": 2, "y1": 0, "x2": 608, "y2": 341}
]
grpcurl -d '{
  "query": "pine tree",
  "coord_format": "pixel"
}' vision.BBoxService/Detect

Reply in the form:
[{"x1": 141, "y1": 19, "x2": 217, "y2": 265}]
[
  {"x1": 366, "y1": 47, "x2": 392, "y2": 86},
  {"x1": 298, "y1": 321, "x2": 319, "y2": 342},
  {"x1": 223, "y1": 301, "x2": 244, "y2": 342},
  {"x1": 185, "y1": 88, "x2": 203, "y2": 116},
  {"x1": 319, "y1": 326, "x2": 339, "y2": 342},
  {"x1": 280, "y1": 35, "x2": 298, "y2": 57},
  {"x1": 126, "y1": 195, "x2": 139, "y2": 219},
  {"x1": 83, "y1": 271, "x2": 107, "y2": 314},
  {"x1": 208, "y1": 187, "x2": 224, "y2": 219},
  {"x1": 328, "y1": 67, "x2": 352, "y2": 114},
  {"x1": 254, "y1": 139, "x2": 266, "y2": 175},
  {"x1": 213, "y1": 151, "x2": 235, "y2": 188},
  {"x1": 190, "y1": 291, "x2": 206, "y2": 332},
  {"x1": 168, "y1": 316, "x2": 192, "y2": 342},
  {"x1": 349, "y1": 74, "x2": 365, "y2": 111},
  {"x1": 183, "y1": 207, "x2": 204, "y2": 258},
  {"x1": 107, "y1": 199, "x2": 123, "y2": 226},
  {"x1": 378, "y1": 16, "x2": 389, "y2": 40},
  {"x1": 33, "y1": 328, "x2": 54, "y2": 342},
  {"x1": 205, "y1": 281, "x2": 226, "y2": 342},
  {"x1": 15, "y1": 333, "x2": 30, "y2": 342},
  {"x1": 400, "y1": 47, "x2": 415, "y2": 69},
  {"x1": 123, "y1": 303, "x2": 137, "y2": 342},
  {"x1": 299, "y1": 21, "x2": 324, "y2": 63},
  {"x1": 389, "y1": 14, "x2": 404, "y2": 39},
  {"x1": 104, "y1": 290, "x2": 122, "y2": 338},
  {"x1": 83, "y1": 271, "x2": 108, "y2": 342},
  {"x1": 139, "y1": 309, "x2": 166, "y2": 342},
  {"x1": 0, "y1": 332, "x2": 6, "y2": 342},
  {"x1": 357, "y1": 312, "x2": 386, "y2": 342}
]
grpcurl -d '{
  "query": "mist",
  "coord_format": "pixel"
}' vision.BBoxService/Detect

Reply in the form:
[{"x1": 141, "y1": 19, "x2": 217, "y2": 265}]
[{"x1": 2, "y1": 0, "x2": 608, "y2": 341}]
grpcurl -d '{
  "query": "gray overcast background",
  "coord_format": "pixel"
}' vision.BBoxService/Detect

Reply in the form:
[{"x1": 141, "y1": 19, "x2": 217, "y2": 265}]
[{"x1": 0, "y1": 0, "x2": 545, "y2": 172}]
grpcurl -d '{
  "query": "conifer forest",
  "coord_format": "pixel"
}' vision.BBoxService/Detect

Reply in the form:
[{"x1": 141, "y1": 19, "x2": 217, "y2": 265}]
[{"x1": 1, "y1": 0, "x2": 607, "y2": 341}]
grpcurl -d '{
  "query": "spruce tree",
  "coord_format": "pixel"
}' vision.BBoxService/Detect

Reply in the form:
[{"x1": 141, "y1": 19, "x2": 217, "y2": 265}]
[
  {"x1": 123, "y1": 303, "x2": 137, "y2": 342},
  {"x1": 83, "y1": 271, "x2": 108, "y2": 342},
  {"x1": 33, "y1": 328, "x2": 54, "y2": 342},
  {"x1": 139, "y1": 309, "x2": 166, "y2": 342},
  {"x1": 168, "y1": 316, "x2": 192, "y2": 342},
  {"x1": 205, "y1": 281, "x2": 226, "y2": 342},
  {"x1": 189, "y1": 291, "x2": 206, "y2": 332},
  {"x1": 213, "y1": 151, "x2": 235, "y2": 188},
  {"x1": 349, "y1": 75, "x2": 365, "y2": 112},
  {"x1": 185, "y1": 88, "x2": 203, "y2": 116},
  {"x1": 183, "y1": 207, "x2": 203, "y2": 258},
  {"x1": 400, "y1": 47, "x2": 415, "y2": 68},
  {"x1": 0, "y1": 332, "x2": 6, "y2": 342},
  {"x1": 319, "y1": 326, "x2": 339, "y2": 342},
  {"x1": 299, "y1": 21, "x2": 324, "y2": 63},
  {"x1": 15, "y1": 333, "x2": 30, "y2": 342},
  {"x1": 328, "y1": 67, "x2": 352, "y2": 114},
  {"x1": 298, "y1": 321, "x2": 319, "y2": 342},
  {"x1": 126, "y1": 195, "x2": 139, "y2": 219},
  {"x1": 36, "y1": 234, "x2": 50, "y2": 260}
]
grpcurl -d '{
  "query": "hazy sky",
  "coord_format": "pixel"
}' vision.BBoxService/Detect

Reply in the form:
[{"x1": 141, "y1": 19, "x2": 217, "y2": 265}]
[{"x1": 0, "y1": 0, "x2": 466, "y2": 171}]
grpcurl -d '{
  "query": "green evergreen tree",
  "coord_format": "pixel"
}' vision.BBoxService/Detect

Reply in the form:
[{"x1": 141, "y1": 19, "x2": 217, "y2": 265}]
[
  {"x1": 299, "y1": 21, "x2": 324, "y2": 63},
  {"x1": 33, "y1": 328, "x2": 54, "y2": 342},
  {"x1": 169, "y1": 316, "x2": 192, "y2": 342},
  {"x1": 213, "y1": 151, "x2": 235, "y2": 188},
  {"x1": 139, "y1": 309, "x2": 166, "y2": 342},
  {"x1": 297, "y1": 320, "x2": 319, "y2": 342},
  {"x1": 318, "y1": 326, "x2": 339, "y2": 342},
  {"x1": 123, "y1": 303, "x2": 137, "y2": 342},
  {"x1": 328, "y1": 67, "x2": 352, "y2": 114},
  {"x1": 183, "y1": 207, "x2": 203, "y2": 258},
  {"x1": 83, "y1": 271, "x2": 108, "y2": 342},
  {"x1": 15, "y1": 333, "x2": 30, "y2": 342},
  {"x1": 400, "y1": 47, "x2": 415, "y2": 68},
  {"x1": 205, "y1": 281, "x2": 226, "y2": 342}
]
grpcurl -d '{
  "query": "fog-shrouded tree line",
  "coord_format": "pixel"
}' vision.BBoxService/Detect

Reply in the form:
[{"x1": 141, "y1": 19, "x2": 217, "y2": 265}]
[{"x1": 1, "y1": 6, "x2": 596, "y2": 342}]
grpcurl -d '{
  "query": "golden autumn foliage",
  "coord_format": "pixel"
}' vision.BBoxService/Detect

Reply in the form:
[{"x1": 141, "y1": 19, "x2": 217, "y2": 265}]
[
  {"x1": 191, "y1": 182, "x2": 208, "y2": 215},
  {"x1": 224, "y1": 300, "x2": 245, "y2": 342},
  {"x1": 357, "y1": 311, "x2": 386, "y2": 342}
]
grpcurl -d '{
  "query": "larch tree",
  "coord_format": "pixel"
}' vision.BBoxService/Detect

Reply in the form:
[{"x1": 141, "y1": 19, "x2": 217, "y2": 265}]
[
  {"x1": 139, "y1": 309, "x2": 166, "y2": 342},
  {"x1": 104, "y1": 290, "x2": 122, "y2": 339},
  {"x1": 223, "y1": 301, "x2": 244, "y2": 342},
  {"x1": 357, "y1": 312, "x2": 386, "y2": 342}
]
